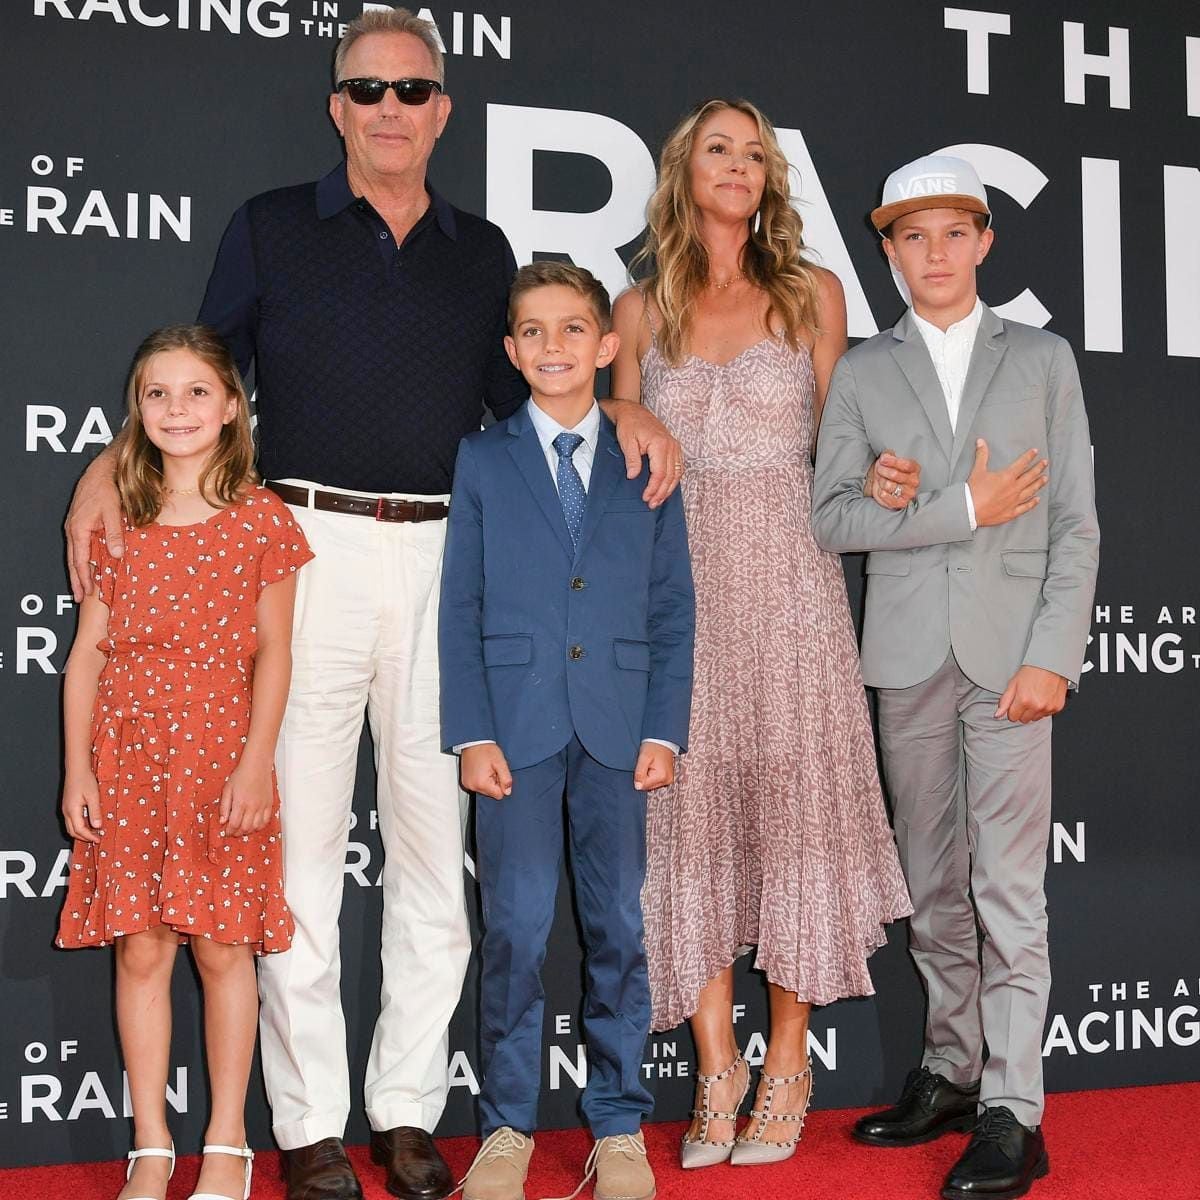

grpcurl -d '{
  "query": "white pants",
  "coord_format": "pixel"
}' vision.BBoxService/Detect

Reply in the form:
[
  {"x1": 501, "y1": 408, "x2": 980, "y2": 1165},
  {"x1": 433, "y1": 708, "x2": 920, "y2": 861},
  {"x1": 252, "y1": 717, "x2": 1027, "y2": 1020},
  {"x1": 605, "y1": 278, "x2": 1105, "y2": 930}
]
[{"x1": 258, "y1": 483, "x2": 471, "y2": 1149}]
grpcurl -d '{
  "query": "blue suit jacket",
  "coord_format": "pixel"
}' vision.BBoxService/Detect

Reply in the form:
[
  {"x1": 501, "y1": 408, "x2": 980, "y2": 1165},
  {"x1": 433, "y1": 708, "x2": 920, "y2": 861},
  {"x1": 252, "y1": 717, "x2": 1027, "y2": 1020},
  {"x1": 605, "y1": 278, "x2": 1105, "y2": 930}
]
[{"x1": 439, "y1": 406, "x2": 695, "y2": 772}]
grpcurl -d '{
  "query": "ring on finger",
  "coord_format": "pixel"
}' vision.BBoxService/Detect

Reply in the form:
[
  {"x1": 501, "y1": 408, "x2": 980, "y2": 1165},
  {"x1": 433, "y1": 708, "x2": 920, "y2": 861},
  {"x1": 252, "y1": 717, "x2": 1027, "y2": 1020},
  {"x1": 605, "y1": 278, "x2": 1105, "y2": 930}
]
[{"x1": 892, "y1": 483, "x2": 903, "y2": 497}]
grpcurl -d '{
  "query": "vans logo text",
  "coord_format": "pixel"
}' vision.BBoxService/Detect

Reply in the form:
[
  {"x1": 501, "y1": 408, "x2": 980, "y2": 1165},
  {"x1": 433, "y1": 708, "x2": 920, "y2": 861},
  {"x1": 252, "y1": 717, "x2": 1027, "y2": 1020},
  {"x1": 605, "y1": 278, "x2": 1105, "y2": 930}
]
[{"x1": 898, "y1": 174, "x2": 960, "y2": 198}]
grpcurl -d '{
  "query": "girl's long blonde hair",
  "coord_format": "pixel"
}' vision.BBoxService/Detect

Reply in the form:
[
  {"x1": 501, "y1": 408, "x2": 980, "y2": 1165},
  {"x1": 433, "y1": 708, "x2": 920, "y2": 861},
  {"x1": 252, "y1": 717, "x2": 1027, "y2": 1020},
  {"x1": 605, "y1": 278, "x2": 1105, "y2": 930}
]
[
  {"x1": 631, "y1": 98, "x2": 823, "y2": 367},
  {"x1": 116, "y1": 324, "x2": 257, "y2": 527}
]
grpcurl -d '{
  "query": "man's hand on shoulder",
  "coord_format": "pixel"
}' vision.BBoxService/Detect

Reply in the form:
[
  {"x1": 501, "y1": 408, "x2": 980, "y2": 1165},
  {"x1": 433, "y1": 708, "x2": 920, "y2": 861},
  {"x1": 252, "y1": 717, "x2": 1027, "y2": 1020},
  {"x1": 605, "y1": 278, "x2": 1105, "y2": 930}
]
[
  {"x1": 65, "y1": 443, "x2": 124, "y2": 602},
  {"x1": 968, "y1": 439, "x2": 1049, "y2": 528},
  {"x1": 460, "y1": 743, "x2": 513, "y2": 800},
  {"x1": 602, "y1": 398, "x2": 683, "y2": 509},
  {"x1": 995, "y1": 665, "x2": 1068, "y2": 723}
]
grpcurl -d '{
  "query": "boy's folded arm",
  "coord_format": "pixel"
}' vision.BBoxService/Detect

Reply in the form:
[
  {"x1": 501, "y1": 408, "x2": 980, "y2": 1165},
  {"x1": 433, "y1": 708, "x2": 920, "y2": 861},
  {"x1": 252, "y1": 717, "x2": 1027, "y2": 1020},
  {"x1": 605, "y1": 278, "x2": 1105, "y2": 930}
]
[
  {"x1": 643, "y1": 487, "x2": 696, "y2": 751},
  {"x1": 812, "y1": 358, "x2": 974, "y2": 553},
  {"x1": 438, "y1": 439, "x2": 499, "y2": 751}
]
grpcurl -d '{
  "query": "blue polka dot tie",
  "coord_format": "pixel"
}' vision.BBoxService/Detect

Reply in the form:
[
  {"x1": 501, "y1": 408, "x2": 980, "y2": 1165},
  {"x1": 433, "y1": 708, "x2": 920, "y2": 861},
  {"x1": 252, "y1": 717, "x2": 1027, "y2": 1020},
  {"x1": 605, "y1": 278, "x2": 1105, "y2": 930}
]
[{"x1": 553, "y1": 431, "x2": 587, "y2": 546}]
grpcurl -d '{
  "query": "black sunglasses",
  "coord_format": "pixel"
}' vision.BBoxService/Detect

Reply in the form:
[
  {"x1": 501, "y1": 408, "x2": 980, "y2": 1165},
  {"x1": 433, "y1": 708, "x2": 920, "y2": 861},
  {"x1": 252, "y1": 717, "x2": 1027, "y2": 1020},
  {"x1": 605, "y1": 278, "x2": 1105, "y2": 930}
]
[{"x1": 336, "y1": 77, "x2": 443, "y2": 106}]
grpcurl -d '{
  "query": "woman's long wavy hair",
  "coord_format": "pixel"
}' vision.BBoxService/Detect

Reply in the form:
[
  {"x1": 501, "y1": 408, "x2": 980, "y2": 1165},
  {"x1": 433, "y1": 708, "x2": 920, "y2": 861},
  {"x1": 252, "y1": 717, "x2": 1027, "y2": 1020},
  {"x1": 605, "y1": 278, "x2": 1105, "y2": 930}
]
[
  {"x1": 631, "y1": 98, "x2": 823, "y2": 367},
  {"x1": 117, "y1": 324, "x2": 257, "y2": 527}
]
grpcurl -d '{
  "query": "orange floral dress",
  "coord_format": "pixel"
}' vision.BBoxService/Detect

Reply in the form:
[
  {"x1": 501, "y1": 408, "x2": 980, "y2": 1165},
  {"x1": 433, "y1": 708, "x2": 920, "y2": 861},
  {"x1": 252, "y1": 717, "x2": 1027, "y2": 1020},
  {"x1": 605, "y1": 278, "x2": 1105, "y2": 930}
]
[{"x1": 56, "y1": 487, "x2": 313, "y2": 954}]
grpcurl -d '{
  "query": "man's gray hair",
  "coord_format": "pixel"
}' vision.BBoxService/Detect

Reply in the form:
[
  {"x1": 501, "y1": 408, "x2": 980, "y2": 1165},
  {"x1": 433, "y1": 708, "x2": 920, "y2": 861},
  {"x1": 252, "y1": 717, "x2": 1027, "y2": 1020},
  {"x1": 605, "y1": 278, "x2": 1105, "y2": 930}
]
[{"x1": 333, "y1": 7, "x2": 445, "y2": 86}]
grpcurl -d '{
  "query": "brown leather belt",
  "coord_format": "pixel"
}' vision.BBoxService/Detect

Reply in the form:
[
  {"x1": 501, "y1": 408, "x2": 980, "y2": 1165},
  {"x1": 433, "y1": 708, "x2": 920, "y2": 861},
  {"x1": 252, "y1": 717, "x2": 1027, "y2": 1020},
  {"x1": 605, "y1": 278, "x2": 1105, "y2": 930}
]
[{"x1": 266, "y1": 481, "x2": 448, "y2": 523}]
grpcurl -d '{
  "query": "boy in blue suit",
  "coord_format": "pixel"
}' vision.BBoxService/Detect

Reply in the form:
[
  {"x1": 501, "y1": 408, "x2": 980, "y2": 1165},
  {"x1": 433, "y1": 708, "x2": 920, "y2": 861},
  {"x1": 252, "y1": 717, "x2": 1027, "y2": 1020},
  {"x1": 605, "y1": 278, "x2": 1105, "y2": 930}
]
[{"x1": 440, "y1": 262, "x2": 694, "y2": 1200}]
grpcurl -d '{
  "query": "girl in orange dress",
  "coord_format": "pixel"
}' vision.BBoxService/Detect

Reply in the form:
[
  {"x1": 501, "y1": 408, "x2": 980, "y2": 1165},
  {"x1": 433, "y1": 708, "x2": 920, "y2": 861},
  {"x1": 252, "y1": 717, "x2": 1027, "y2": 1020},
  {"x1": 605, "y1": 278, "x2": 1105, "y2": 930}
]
[{"x1": 56, "y1": 325, "x2": 313, "y2": 1200}]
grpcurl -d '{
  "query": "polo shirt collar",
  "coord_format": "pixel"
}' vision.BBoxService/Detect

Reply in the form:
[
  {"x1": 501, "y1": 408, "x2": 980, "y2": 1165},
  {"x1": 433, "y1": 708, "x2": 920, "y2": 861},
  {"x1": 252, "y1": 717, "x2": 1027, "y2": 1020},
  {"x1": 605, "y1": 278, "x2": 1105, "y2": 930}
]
[
  {"x1": 429, "y1": 186, "x2": 457, "y2": 239},
  {"x1": 315, "y1": 162, "x2": 356, "y2": 218},
  {"x1": 315, "y1": 162, "x2": 458, "y2": 239}
]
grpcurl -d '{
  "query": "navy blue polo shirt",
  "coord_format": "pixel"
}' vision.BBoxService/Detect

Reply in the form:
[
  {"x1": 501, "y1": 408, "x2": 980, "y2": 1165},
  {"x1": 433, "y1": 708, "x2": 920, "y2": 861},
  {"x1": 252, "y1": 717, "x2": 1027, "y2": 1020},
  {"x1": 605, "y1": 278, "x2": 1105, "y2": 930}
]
[{"x1": 197, "y1": 163, "x2": 526, "y2": 493}]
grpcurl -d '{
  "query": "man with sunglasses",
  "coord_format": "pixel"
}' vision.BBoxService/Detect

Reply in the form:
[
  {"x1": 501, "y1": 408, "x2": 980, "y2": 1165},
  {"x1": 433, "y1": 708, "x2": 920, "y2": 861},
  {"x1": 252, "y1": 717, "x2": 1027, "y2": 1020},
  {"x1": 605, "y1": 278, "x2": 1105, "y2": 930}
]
[{"x1": 64, "y1": 9, "x2": 680, "y2": 1200}]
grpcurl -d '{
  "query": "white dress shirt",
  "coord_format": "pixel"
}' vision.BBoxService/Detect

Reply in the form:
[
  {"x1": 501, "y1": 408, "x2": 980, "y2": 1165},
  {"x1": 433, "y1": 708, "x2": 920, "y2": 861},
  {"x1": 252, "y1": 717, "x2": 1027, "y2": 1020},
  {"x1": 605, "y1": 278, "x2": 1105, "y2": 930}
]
[
  {"x1": 455, "y1": 397, "x2": 677, "y2": 756},
  {"x1": 910, "y1": 298, "x2": 982, "y2": 530},
  {"x1": 526, "y1": 395, "x2": 600, "y2": 489}
]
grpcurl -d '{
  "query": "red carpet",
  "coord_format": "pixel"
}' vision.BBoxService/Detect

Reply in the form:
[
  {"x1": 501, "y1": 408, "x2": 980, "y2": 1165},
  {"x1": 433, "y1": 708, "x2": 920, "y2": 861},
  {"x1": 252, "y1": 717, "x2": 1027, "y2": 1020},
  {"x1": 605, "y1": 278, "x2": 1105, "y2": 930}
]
[{"x1": 4, "y1": 1084, "x2": 1197, "y2": 1200}]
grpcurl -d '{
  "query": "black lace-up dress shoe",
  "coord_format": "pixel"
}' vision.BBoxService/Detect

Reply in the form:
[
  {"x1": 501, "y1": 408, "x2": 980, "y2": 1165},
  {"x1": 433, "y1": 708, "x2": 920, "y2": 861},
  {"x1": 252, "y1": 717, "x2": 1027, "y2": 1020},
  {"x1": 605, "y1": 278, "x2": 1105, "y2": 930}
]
[
  {"x1": 853, "y1": 1066, "x2": 980, "y2": 1146},
  {"x1": 941, "y1": 1105, "x2": 1049, "y2": 1199}
]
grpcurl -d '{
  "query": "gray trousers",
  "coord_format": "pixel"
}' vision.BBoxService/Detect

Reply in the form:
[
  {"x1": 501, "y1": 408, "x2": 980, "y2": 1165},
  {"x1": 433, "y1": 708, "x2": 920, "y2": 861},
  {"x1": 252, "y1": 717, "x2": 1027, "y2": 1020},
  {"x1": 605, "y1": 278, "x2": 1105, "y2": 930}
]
[{"x1": 877, "y1": 651, "x2": 1052, "y2": 1126}]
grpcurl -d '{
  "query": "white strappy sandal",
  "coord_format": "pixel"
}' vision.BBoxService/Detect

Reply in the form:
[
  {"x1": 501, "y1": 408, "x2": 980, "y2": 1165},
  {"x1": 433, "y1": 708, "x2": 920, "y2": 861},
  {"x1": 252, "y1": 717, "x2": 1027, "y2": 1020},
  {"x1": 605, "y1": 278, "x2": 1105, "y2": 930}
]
[
  {"x1": 188, "y1": 1143, "x2": 254, "y2": 1200},
  {"x1": 122, "y1": 1144, "x2": 175, "y2": 1200}
]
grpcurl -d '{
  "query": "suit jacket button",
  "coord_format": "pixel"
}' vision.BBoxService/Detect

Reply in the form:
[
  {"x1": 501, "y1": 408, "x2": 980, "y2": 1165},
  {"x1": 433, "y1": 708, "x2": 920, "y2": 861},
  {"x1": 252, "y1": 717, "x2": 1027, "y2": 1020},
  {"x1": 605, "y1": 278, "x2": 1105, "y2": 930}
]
[
  {"x1": 570, "y1": 577, "x2": 585, "y2": 590},
  {"x1": 569, "y1": 644, "x2": 584, "y2": 660}
]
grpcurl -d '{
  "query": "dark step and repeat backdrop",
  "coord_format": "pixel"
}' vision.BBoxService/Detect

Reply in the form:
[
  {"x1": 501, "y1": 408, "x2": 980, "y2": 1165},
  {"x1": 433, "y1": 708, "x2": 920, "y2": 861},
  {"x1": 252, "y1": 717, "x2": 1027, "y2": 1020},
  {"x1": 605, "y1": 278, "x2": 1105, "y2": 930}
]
[{"x1": 1, "y1": 0, "x2": 1198, "y2": 1170}]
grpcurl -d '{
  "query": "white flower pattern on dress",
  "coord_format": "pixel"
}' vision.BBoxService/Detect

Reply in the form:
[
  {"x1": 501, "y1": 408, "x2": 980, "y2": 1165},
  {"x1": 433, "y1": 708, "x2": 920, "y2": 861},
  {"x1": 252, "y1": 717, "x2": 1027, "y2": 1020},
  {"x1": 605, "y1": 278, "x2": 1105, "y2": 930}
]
[{"x1": 56, "y1": 488, "x2": 314, "y2": 955}]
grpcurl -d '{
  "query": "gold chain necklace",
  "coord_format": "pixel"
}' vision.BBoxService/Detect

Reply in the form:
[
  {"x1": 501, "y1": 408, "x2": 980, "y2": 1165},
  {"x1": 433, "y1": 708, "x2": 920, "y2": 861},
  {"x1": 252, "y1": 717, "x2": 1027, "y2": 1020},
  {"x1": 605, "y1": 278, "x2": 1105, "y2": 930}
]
[
  {"x1": 709, "y1": 272, "x2": 744, "y2": 291},
  {"x1": 165, "y1": 486, "x2": 201, "y2": 496}
]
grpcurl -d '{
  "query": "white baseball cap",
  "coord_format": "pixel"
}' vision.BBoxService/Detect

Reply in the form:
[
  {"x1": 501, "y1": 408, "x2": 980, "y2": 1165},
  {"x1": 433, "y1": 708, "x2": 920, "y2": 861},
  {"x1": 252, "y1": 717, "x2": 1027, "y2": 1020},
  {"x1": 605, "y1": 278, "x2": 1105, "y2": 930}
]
[{"x1": 871, "y1": 153, "x2": 991, "y2": 234}]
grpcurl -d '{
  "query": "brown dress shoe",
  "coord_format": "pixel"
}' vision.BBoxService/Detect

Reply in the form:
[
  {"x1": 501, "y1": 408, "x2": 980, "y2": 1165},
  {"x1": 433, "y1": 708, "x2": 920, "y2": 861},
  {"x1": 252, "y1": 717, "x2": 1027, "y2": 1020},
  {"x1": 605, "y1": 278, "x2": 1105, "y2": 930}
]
[
  {"x1": 370, "y1": 1127, "x2": 454, "y2": 1200},
  {"x1": 279, "y1": 1137, "x2": 364, "y2": 1200}
]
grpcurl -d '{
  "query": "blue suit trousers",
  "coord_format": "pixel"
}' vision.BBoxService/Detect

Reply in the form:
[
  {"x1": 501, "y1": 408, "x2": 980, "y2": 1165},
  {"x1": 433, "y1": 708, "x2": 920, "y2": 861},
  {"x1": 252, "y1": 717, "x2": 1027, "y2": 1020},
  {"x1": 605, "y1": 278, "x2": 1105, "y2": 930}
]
[{"x1": 475, "y1": 735, "x2": 653, "y2": 1138}]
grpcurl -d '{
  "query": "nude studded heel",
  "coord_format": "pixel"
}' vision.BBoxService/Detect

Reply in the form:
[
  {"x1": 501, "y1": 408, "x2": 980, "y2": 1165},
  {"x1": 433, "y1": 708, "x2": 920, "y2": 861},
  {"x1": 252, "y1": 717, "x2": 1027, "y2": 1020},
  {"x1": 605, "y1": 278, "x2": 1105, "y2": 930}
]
[
  {"x1": 730, "y1": 1058, "x2": 813, "y2": 1165},
  {"x1": 680, "y1": 1053, "x2": 751, "y2": 1169}
]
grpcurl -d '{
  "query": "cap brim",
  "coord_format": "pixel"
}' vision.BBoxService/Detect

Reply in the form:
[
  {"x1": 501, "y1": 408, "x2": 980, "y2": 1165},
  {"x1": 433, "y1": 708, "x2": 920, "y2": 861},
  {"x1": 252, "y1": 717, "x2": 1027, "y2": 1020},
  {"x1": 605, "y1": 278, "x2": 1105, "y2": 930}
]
[{"x1": 871, "y1": 194, "x2": 989, "y2": 233}]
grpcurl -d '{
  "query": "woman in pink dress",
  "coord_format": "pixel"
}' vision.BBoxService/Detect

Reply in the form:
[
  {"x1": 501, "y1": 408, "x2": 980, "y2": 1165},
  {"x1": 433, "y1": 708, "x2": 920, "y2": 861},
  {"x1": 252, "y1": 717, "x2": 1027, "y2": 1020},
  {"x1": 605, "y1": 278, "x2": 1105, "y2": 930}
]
[{"x1": 611, "y1": 98, "x2": 912, "y2": 1168}]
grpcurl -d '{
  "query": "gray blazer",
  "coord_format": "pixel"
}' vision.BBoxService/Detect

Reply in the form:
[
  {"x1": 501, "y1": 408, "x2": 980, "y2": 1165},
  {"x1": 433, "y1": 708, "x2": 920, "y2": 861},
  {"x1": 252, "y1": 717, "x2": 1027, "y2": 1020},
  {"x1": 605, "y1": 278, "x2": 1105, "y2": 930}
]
[{"x1": 812, "y1": 306, "x2": 1099, "y2": 694}]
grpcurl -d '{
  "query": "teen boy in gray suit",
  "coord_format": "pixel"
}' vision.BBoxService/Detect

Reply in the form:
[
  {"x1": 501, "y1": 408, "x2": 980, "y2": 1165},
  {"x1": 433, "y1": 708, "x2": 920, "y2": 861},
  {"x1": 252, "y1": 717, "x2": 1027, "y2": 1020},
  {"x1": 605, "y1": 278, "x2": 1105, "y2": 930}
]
[{"x1": 812, "y1": 155, "x2": 1099, "y2": 1200}]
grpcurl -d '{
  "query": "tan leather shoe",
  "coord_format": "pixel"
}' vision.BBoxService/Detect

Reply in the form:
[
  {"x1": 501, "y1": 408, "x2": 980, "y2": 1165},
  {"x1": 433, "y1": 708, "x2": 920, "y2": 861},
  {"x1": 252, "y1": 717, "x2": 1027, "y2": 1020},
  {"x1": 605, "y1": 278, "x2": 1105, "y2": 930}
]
[
  {"x1": 593, "y1": 1131, "x2": 655, "y2": 1200},
  {"x1": 461, "y1": 1127, "x2": 533, "y2": 1200}
]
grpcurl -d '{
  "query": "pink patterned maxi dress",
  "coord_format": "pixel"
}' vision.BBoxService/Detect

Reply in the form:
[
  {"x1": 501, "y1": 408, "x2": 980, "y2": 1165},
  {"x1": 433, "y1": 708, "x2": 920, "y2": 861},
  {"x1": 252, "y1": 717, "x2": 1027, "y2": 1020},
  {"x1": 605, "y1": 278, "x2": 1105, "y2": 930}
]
[{"x1": 641, "y1": 333, "x2": 913, "y2": 1031}]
